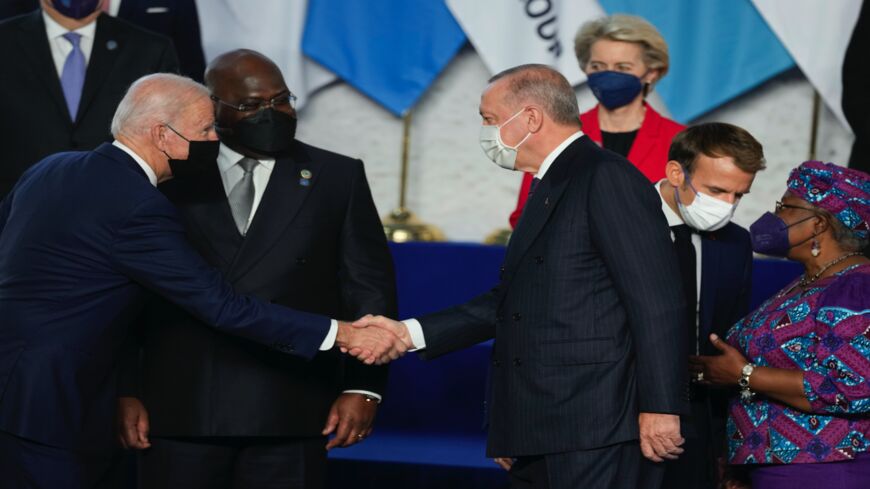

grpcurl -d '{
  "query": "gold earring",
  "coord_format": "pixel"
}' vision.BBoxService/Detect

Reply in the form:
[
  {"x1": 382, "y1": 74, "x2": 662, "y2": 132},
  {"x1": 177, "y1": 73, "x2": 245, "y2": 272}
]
[{"x1": 811, "y1": 238, "x2": 821, "y2": 257}]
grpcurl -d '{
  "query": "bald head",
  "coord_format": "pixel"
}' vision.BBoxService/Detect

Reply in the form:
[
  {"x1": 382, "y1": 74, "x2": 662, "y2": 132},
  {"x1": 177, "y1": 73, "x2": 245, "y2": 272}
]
[
  {"x1": 205, "y1": 49, "x2": 288, "y2": 102},
  {"x1": 488, "y1": 64, "x2": 580, "y2": 127},
  {"x1": 111, "y1": 73, "x2": 208, "y2": 139}
]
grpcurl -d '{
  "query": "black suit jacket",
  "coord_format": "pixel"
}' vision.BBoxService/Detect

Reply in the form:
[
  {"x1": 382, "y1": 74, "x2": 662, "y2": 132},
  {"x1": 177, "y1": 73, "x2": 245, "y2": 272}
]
[
  {"x1": 418, "y1": 136, "x2": 688, "y2": 458},
  {"x1": 131, "y1": 140, "x2": 397, "y2": 437},
  {"x1": 0, "y1": 11, "x2": 179, "y2": 197}
]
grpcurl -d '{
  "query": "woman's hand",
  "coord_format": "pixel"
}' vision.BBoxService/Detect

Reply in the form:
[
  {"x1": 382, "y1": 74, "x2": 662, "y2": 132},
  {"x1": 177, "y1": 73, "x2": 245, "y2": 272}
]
[{"x1": 689, "y1": 334, "x2": 748, "y2": 387}]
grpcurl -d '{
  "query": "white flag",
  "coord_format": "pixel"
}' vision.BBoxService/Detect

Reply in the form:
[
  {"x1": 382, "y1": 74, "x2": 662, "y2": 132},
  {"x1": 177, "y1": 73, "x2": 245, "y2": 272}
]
[
  {"x1": 751, "y1": 0, "x2": 862, "y2": 132},
  {"x1": 446, "y1": 0, "x2": 606, "y2": 86},
  {"x1": 195, "y1": 0, "x2": 335, "y2": 109}
]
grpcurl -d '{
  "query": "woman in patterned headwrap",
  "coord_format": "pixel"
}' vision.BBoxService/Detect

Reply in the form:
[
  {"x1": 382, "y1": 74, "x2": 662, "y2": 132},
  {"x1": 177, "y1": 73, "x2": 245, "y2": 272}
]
[{"x1": 690, "y1": 161, "x2": 870, "y2": 489}]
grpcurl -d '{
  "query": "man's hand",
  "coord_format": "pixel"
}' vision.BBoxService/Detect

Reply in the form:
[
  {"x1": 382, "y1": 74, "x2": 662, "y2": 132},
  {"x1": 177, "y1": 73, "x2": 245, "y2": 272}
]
[
  {"x1": 322, "y1": 393, "x2": 379, "y2": 450},
  {"x1": 688, "y1": 334, "x2": 748, "y2": 387},
  {"x1": 117, "y1": 396, "x2": 151, "y2": 450},
  {"x1": 638, "y1": 412, "x2": 683, "y2": 462},
  {"x1": 493, "y1": 457, "x2": 514, "y2": 471},
  {"x1": 336, "y1": 320, "x2": 407, "y2": 365},
  {"x1": 351, "y1": 315, "x2": 413, "y2": 350}
]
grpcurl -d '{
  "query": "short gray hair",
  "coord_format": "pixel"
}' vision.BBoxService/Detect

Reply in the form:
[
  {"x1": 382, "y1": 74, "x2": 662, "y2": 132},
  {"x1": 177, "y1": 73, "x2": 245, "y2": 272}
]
[
  {"x1": 110, "y1": 73, "x2": 208, "y2": 138},
  {"x1": 488, "y1": 64, "x2": 580, "y2": 126},
  {"x1": 574, "y1": 15, "x2": 670, "y2": 79}
]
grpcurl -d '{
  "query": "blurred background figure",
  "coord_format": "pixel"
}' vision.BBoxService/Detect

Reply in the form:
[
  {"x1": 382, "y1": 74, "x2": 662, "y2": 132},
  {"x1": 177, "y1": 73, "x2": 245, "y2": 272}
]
[
  {"x1": 509, "y1": 14, "x2": 685, "y2": 228},
  {"x1": 691, "y1": 161, "x2": 870, "y2": 489},
  {"x1": 0, "y1": 0, "x2": 179, "y2": 198},
  {"x1": 843, "y1": 0, "x2": 870, "y2": 175}
]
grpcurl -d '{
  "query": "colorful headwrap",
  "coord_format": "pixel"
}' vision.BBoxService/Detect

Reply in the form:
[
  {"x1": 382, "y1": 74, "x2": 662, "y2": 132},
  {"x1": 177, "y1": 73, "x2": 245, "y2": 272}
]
[{"x1": 787, "y1": 161, "x2": 870, "y2": 240}]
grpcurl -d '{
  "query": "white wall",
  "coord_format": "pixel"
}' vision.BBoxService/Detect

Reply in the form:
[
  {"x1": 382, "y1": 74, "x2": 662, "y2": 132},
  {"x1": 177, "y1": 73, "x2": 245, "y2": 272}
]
[{"x1": 296, "y1": 46, "x2": 855, "y2": 242}]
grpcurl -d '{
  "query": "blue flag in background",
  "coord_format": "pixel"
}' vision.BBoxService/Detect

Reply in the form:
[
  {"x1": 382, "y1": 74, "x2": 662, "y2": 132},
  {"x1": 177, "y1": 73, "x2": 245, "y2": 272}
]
[
  {"x1": 302, "y1": 0, "x2": 467, "y2": 116},
  {"x1": 598, "y1": 0, "x2": 795, "y2": 122}
]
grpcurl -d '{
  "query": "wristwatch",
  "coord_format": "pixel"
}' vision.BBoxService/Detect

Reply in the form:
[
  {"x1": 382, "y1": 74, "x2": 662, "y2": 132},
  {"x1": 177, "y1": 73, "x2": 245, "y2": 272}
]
[{"x1": 738, "y1": 363, "x2": 756, "y2": 401}]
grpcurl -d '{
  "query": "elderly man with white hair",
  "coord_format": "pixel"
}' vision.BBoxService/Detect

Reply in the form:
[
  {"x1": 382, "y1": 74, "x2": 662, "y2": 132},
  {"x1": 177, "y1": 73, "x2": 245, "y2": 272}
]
[{"x1": 0, "y1": 73, "x2": 406, "y2": 489}]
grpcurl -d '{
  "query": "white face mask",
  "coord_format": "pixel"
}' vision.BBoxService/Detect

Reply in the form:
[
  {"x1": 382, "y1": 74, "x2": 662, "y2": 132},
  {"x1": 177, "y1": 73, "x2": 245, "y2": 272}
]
[
  {"x1": 479, "y1": 108, "x2": 531, "y2": 170},
  {"x1": 675, "y1": 177, "x2": 738, "y2": 232}
]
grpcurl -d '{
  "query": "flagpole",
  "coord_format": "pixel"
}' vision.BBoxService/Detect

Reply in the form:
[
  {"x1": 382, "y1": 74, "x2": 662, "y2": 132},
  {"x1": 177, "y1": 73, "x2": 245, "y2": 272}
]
[
  {"x1": 382, "y1": 110, "x2": 444, "y2": 242},
  {"x1": 808, "y1": 90, "x2": 821, "y2": 161}
]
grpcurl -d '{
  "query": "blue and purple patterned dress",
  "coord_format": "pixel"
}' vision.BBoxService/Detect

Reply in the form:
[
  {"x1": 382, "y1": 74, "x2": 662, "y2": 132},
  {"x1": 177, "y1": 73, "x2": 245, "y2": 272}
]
[{"x1": 726, "y1": 263, "x2": 870, "y2": 465}]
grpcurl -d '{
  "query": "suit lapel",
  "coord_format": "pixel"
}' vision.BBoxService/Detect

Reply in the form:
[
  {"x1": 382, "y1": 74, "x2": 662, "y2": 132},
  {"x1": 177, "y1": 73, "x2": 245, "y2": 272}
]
[
  {"x1": 501, "y1": 138, "x2": 584, "y2": 280},
  {"x1": 16, "y1": 12, "x2": 70, "y2": 123},
  {"x1": 171, "y1": 163, "x2": 242, "y2": 269},
  {"x1": 227, "y1": 147, "x2": 321, "y2": 282},
  {"x1": 77, "y1": 15, "x2": 122, "y2": 123}
]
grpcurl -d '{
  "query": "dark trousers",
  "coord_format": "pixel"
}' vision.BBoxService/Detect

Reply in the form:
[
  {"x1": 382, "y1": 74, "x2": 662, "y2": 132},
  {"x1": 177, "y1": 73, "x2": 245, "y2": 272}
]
[
  {"x1": 0, "y1": 430, "x2": 116, "y2": 489},
  {"x1": 509, "y1": 441, "x2": 641, "y2": 489},
  {"x1": 139, "y1": 436, "x2": 328, "y2": 489}
]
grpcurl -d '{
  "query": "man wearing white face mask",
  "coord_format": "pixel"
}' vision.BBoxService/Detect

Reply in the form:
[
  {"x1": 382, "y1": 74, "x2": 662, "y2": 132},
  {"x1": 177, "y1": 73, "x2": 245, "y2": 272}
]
[{"x1": 644, "y1": 122, "x2": 765, "y2": 489}]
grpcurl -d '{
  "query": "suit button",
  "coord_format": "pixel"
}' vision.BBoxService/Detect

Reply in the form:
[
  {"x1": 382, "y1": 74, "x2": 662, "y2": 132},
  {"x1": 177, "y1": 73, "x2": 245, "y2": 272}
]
[
  {"x1": 512, "y1": 313, "x2": 522, "y2": 321},
  {"x1": 492, "y1": 359, "x2": 502, "y2": 367},
  {"x1": 496, "y1": 315, "x2": 504, "y2": 322},
  {"x1": 296, "y1": 257, "x2": 307, "y2": 265},
  {"x1": 535, "y1": 256, "x2": 544, "y2": 264},
  {"x1": 499, "y1": 266, "x2": 505, "y2": 279},
  {"x1": 512, "y1": 358, "x2": 522, "y2": 366}
]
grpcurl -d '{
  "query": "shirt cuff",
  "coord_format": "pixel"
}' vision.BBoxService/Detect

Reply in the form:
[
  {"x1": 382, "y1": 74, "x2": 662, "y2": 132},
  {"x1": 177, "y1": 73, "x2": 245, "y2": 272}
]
[
  {"x1": 404, "y1": 318, "x2": 426, "y2": 350},
  {"x1": 319, "y1": 319, "x2": 339, "y2": 351},
  {"x1": 342, "y1": 389, "x2": 382, "y2": 402}
]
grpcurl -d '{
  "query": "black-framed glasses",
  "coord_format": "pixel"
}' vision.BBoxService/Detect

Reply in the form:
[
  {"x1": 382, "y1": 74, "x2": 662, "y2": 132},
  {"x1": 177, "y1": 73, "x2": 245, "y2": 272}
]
[
  {"x1": 775, "y1": 200, "x2": 818, "y2": 213},
  {"x1": 210, "y1": 93, "x2": 297, "y2": 112}
]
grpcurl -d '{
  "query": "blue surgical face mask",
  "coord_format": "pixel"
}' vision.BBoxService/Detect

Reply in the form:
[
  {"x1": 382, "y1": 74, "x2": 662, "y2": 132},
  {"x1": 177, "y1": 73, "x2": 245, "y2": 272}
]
[
  {"x1": 586, "y1": 71, "x2": 644, "y2": 110},
  {"x1": 51, "y1": 0, "x2": 101, "y2": 19}
]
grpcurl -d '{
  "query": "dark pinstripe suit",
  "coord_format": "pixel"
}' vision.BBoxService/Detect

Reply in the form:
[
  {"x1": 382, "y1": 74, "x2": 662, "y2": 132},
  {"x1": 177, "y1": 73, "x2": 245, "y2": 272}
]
[{"x1": 419, "y1": 136, "x2": 688, "y2": 487}]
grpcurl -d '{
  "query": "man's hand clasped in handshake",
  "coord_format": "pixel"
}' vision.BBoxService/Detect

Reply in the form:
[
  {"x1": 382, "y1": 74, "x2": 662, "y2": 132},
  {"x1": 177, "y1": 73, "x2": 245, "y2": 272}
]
[{"x1": 337, "y1": 315, "x2": 413, "y2": 365}]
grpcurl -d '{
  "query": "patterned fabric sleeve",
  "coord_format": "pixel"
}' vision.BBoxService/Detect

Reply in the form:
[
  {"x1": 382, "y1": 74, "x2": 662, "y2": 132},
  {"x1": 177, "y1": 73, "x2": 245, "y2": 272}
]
[{"x1": 803, "y1": 272, "x2": 870, "y2": 414}]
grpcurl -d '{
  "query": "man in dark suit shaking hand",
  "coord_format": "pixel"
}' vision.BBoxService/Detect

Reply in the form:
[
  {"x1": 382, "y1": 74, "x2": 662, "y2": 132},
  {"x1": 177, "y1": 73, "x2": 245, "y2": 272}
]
[
  {"x1": 0, "y1": 73, "x2": 404, "y2": 489},
  {"x1": 119, "y1": 50, "x2": 398, "y2": 489},
  {"x1": 358, "y1": 64, "x2": 689, "y2": 489}
]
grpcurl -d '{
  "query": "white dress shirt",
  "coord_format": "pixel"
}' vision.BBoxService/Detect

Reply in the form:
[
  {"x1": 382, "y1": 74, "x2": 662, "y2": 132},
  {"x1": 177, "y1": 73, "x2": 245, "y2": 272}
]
[
  {"x1": 657, "y1": 179, "x2": 702, "y2": 354},
  {"x1": 403, "y1": 130, "x2": 585, "y2": 350},
  {"x1": 217, "y1": 144, "x2": 378, "y2": 399},
  {"x1": 43, "y1": 11, "x2": 97, "y2": 78}
]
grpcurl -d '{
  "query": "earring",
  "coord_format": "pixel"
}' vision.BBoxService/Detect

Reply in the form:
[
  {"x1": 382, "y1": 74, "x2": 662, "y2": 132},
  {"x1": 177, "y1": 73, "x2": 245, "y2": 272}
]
[{"x1": 811, "y1": 238, "x2": 821, "y2": 257}]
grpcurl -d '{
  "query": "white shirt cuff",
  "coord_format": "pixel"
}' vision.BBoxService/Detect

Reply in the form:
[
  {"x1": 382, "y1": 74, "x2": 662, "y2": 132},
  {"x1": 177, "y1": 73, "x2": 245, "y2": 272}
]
[
  {"x1": 342, "y1": 390, "x2": 382, "y2": 402},
  {"x1": 403, "y1": 319, "x2": 426, "y2": 350},
  {"x1": 319, "y1": 319, "x2": 339, "y2": 350}
]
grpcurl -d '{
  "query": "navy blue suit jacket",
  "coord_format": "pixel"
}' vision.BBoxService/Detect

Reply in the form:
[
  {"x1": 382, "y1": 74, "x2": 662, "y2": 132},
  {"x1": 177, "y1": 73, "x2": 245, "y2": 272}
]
[
  {"x1": 0, "y1": 143, "x2": 330, "y2": 450},
  {"x1": 419, "y1": 136, "x2": 689, "y2": 457}
]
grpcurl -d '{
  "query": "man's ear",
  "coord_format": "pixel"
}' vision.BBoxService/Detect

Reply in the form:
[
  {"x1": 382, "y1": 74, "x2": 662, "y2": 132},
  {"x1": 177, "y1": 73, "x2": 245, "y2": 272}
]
[
  {"x1": 150, "y1": 124, "x2": 167, "y2": 153},
  {"x1": 526, "y1": 106, "x2": 545, "y2": 133},
  {"x1": 664, "y1": 160, "x2": 686, "y2": 188}
]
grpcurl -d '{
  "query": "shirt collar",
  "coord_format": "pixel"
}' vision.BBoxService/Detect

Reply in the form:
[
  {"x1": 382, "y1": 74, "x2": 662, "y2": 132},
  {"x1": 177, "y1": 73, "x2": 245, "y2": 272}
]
[
  {"x1": 535, "y1": 130, "x2": 583, "y2": 180},
  {"x1": 657, "y1": 179, "x2": 684, "y2": 227},
  {"x1": 43, "y1": 10, "x2": 98, "y2": 40},
  {"x1": 217, "y1": 143, "x2": 275, "y2": 174},
  {"x1": 112, "y1": 141, "x2": 158, "y2": 187}
]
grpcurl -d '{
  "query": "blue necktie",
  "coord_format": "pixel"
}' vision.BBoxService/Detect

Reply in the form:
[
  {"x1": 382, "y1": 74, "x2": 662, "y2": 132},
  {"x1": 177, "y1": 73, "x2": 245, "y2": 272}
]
[{"x1": 60, "y1": 32, "x2": 86, "y2": 120}]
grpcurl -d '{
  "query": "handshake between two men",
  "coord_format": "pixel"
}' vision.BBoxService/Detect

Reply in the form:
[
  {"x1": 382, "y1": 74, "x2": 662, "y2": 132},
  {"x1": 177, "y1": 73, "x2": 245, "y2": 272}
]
[{"x1": 337, "y1": 315, "x2": 411, "y2": 365}]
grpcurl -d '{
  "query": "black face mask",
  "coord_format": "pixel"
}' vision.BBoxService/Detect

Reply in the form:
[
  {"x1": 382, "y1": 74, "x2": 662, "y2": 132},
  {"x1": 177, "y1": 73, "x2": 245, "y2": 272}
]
[
  {"x1": 162, "y1": 125, "x2": 220, "y2": 180},
  {"x1": 215, "y1": 108, "x2": 297, "y2": 157}
]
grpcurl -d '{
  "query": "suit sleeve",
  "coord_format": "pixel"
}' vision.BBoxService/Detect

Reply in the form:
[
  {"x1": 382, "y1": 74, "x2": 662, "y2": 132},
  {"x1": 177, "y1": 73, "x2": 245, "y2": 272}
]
[
  {"x1": 170, "y1": 0, "x2": 207, "y2": 81},
  {"x1": 0, "y1": 191, "x2": 11, "y2": 238},
  {"x1": 416, "y1": 288, "x2": 499, "y2": 360},
  {"x1": 109, "y1": 194, "x2": 330, "y2": 360},
  {"x1": 588, "y1": 160, "x2": 688, "y2": 414},
  {"x1": 732, "y1": 233, "x2": 754, "y2": 325},
  {"x1": 338, "y1": 160, "x2": 397, "y2": 394}
]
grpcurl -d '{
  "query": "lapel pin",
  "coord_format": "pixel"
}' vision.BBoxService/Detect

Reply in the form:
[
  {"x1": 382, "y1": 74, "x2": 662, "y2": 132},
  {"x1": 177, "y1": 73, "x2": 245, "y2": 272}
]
[
  {"x1": 106, "y1": 40, "x2": 118, "y2": 51},
  {"x1": 299, "y1": 169, "x2": 312, "y2": 186}
]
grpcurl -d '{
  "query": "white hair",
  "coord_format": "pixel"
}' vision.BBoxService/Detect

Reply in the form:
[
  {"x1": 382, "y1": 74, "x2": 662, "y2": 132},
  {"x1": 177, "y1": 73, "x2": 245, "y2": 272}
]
[{"x1": 110, "y1": 73, "x2": 208, "y2": 138}]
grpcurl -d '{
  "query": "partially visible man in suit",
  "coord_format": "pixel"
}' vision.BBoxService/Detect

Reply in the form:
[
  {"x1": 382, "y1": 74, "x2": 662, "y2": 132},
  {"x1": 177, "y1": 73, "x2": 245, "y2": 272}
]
[
  {"x1": 0, "y1": 73, "x2": 404, "y2": 489},
  {"x1": 0, "y1": 0, "x2": 179, "y2": 197},
  {"x1": 0, "y1": 0, "x2": 206, "y2": 81},
  {"x1": 640, "y1": 123, "x2": 763, "y2": 489},
  {"x1": 358, "y1": 64, "x2": 688, "y2": 489},
  {"x1": 117, "y1": 49, "x2": 397, "y2": 489}
]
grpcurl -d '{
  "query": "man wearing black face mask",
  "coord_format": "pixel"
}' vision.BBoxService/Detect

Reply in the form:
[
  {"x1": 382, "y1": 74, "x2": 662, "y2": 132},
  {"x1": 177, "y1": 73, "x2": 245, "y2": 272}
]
[
  {"x1": 119, "y1": 50, "x2": 397, "y2": 489},
  {"x1": 0, "y1": 0, "x2": 179, "y2": 199}
]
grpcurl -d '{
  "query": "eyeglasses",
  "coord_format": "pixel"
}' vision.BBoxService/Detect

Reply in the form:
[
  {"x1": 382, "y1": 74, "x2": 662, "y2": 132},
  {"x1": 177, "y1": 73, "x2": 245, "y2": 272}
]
[
  {"x1": 775, "y1": 200, "x2": 818, "y2": 213},
  {"x1": 210, "y1": 93, "x2": 297, "y2": 112}
]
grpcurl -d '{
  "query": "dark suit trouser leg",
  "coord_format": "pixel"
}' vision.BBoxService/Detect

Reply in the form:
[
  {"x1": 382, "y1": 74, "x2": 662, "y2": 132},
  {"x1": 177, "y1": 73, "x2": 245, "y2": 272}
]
[
  {"x1": 0, "y1": 430, "x2": 113, "y2": 489},
  {"x1": 139, "y1": 436, "x2": 327, "y2": 489},
  {"x1": 510, "y1": 442, "x2": 640, "y2": 489}
]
